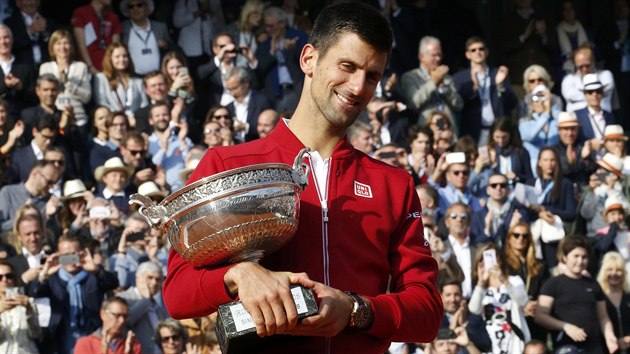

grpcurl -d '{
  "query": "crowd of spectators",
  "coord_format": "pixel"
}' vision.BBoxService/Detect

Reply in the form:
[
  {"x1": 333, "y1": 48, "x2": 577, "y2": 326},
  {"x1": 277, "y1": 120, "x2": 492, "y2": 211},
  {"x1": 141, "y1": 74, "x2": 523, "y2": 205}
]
[{"x1": 0, "y1": 0, "x2": 629, "y2": 353}]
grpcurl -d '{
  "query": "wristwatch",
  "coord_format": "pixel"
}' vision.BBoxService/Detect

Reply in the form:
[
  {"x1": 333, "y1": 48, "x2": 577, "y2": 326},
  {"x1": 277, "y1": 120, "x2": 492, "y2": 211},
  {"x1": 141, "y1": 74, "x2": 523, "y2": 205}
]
[{"x1": 345, "y1": 291, "x2": 372, "y2": 329}]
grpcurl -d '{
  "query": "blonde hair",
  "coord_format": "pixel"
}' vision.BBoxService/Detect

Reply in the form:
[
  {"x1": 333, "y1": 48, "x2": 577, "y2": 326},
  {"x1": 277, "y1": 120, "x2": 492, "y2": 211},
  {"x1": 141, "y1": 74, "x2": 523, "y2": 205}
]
[
  {"x1": 597, "y1": 251, "x2": 630, "y2": 293},
  {"x1": 238, "y1": 0, "x2": 264, "y2": 32},
  {"x1": 522, "y1": 64, "x2": 555, "y2": 92},
  {"x1": 48, "y1": 29, "x2": 75, "y2": 61}
]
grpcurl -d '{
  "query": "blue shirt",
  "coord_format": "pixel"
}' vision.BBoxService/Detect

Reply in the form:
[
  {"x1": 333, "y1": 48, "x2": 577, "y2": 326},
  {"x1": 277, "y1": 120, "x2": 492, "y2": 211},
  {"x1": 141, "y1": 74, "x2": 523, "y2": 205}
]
[{"x1": 148, "y1": 133, "x2": 191, "y2": 191}]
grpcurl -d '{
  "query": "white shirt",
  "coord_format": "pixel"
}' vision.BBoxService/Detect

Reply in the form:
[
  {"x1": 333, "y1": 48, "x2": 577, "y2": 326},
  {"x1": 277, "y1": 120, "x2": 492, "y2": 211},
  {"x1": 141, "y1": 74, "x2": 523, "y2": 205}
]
[
  {"x1": 31, "y1": 139, "x2": 44, "y2": 160},
  {"x1": 232, "y1": 91, "x2": 251, "y2": 142},
  {"x1": 102, "y1": 187, "x2": 126, "y2": 199},
  {"x1": 0, "y1": 55, "x2": 14, "y2": 75},
  {"x1": 586, "y1": 106, "x2": 606, "y2": 139},
  {"x1": 22, "y1": 247, "x2": 45, "y2": 269},
  {"x1": 127, "y1": 22, "x2": 160, "y2": 75},
  {"x1": 448, "y1": 234, "x2": 473, "y2": 298},
  {"x1": 561, "y1": 70, "x2": 616, "y2": 112},
  {"x1": 21, "y1": 12, "x2": 42, "y2": 64}
]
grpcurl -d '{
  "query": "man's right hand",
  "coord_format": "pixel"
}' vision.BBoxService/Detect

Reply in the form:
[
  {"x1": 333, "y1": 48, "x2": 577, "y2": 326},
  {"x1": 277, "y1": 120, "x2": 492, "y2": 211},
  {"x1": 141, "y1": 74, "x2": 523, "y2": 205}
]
[
  {"x1": 430, "y1": 65, "x2": 449, "y2": 86},
  {"x1": 223, "y1": 262, "x2": 313, "y2": 337},
  {"x1": 22, "y1": 266, "x2": 42, "y2": 284}
]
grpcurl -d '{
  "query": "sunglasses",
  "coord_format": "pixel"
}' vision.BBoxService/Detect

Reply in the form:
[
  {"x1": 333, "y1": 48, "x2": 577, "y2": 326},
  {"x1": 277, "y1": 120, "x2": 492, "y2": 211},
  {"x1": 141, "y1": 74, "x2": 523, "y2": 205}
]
[
  {"x1": 213, "y1": 114, "x2": 231, "y2": 120},
  {"x1": 46, "y1": 159, "x2": 65, "y2": 166},
  {"x1": 161, "y1": 334, "x2": 181, "y2": 343},
  {"x1": 511, "y1": 232, "x2": 528, "y2": 239},
  {"x1": 128, "y1": 3, "x2": 145, "y2": 9},
  {"x1": 204, "y1": 128, "x2": 221, "y2": 135},
  {"x1": 577, "y1": 64, "x2": 592, "y2": 70},
  {"x1": 584, "y1": 90, "x2": 603, "y2": 95},
  {"x1": 451, "y1": 170, "x2": 469, "y2": 177},
  {"x1": 127, "y1": 149, "x2": 146, "y2": 156},
  {"x1": 528, "y1": 78, "x2": 545, "y2": 84},
  {"x1": 469, "y1": 46, "x2": 486, "y2": 53},
  {"x1": 0, "y1": 273, "x2": 14, "y2": 281},
  {"x1": 489, "y1": 182, "x2": 508, "y2": 189},
  {"x1": 449, "y1": 212, "x2": 468, "y2": 220},
  {"x1": 106, "y1": 310, "x2": 128, "y2": 319}
]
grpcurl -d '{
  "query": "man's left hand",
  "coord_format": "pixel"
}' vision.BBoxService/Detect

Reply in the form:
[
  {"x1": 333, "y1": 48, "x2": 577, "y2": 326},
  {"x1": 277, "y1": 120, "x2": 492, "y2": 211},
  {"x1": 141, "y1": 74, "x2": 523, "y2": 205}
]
[{"x1": 495, "y1": 66, "x2": 508, "y2": 86}]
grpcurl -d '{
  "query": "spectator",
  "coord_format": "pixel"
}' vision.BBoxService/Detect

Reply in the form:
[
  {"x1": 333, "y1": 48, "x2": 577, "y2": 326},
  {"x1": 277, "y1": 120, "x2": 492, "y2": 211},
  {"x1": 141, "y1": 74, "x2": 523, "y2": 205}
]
[
  {"x1": 519, "y1": 84, "x2": 560, "y2": 175},
  {"x1": 111, "y1": 213, "x2": 150, "y2": 289},
  {"x1": 120, "y1": 131, "x2": 157, "y2": 195},
  {"x1": 417, "y1": 184, "x2": 439, "y2": 220},
  {"x1": 427, "y1": 111, "x2": 455, "y2": 156},
  {"x1": 107, "y1": 112, "x2": 129, "y2": 152},
  {"x1": 179, "y1": 315, "x2": 218, "y2": 354},
  {"x1": 178, "y1": 151, "x2": 203, "y2": 185},
  {"x1": 531, "y1": 147, "x2": 576, "y2": 268},
  {"x1": 347, "y1": 120, "x2": 374, "y2": 155},
  {"x1": 32, "y1": 234, "x2": 119, "y2": 354},
  {"x1": 518, "y1": 64, "x2": 564, "y2": 119},
  {"x1": 134, "y1": 71, "x2": 170, "y2": 136},
  {"x1": 0, "y1": 259, "x2": 40, "y2": 354},
  {"x1": 453, "y1": 36, "x2": 517, "y2": 145},
  {"x1": 597, "y1": 251, "x2": 630, "y2": 351},
  {"x1": 523, "y1": 339, "x2": 549, "y2": 354},
  {"x1": 365, "y1": 96, "x2": 409, "y2": 149},
  {"x1": 0, "y1": 160, "x2": 60, "y2": 232},
  {"x1": 486, "y1": 117, "x2": 534, "y2": 185},
  {"x1": 433, "y1": 152, "x2": 482, "y2": 217},
  {"x1": 94, "y1": 156, "x2": 133, "y2": 216},
  {"x1": 556, "y1": 0, "x2": 590, "y2": 75},
  {"x1": 9, "y1": 113, "x2": 58, "y2": 183},
  {"x1": 93, "y1": 43, "x2": 148, "y2": 128},
  {"x1": 156, "y1": 318, "x2": 200, "y2": 354},
  {"x1": 74, "y1": 296, "x2": 142, "y2": 354},
  {"x1": 407, "y1": 125, "x2": 434, "y2": 185},
  {"x1": 574, "y1": 73, "x2": 617, "y2": 144},
  {"x1": 471, "y1": 173, "x2": 528, "y2": 247},
  {"x1": 503, "y1": 222, "x2": 549, "y2": 342},
  {"x1": 255, "y1": 6, "x2": 308, "y2": 113},
  {"x1": 71, "y1": 0, "x2": 122, "y2": 74},
  {"x1": 4, "y1": 0, "x2": 52, "y2": 67},
  {"x1": 135, "y1": 181, "x2": 167, "y2": 205},
  {"x1": 602, "y1": 125, "x2": 628, "y2": 162},
  {"x1": 0, "y1": 24, "x2": 37, "y2": 119},
  {"x1": 39, "y1": 29, "x2": 93, "y2": 131},
  {"x1": 87, "y1": 106, "x2": 121, "y2": 175},
  {"x1": 256, "y1": 108, "x2": 279, "y2": 139},
  {"x1": 225, "y1": 65, "x2": 273, "y2": 142},
  {"x1": 424, "y1": 327, "x2": 481, "y2": 354},
  {"x1": 55, "y1": 179, "x2": 93, "y2": 236},
  {"x1": 562, "y1": 46, "x2": 616, "y2": 113},
  {"x1": 373, "y1": 143, "x2": 407, "y2": 169},
  {"x1": 205, "y1": 105, "x2": 234, "y2": 147},
  {"x1": 438, "y1": 278, "x2": 491, "y2": 353},
  {"x1": 535, "y1": 235, "x2": 618, "y2": 353},
  {"x1": 74, "y1": 197, "x2": 122, "y2": 261},
  {"x1": 7, "y1": 212, "x2": 48, "y2": 290},
  {"x1": 469, "y1": 243, "x2": 531, "y2": 353},
  {"x1": 552, "y1": 112, "x2": 597, "y2": 188},
  {"x1": 400, "y1": 36, "x2": 463, "y2": 132},
  {"x1": 201, "y1": 120, "x2": 224, "y2": 149},
  {"x1": 0, "y1": 98, "x2": 24, "y2": 157},
  {"x1": 162, "y1": 51, "x2": 196, "y2": 107},
  {"x1": 444, "y1": 202, "x2": 476, "y2": 298},
  {"x1": 120, "y1": 0, "x2": 173, "y2": 76},
  {"x1": 593, "y1": 196, "x2": 630, "y2": 263},
  {"x1": 227, "y1": 0, "x2": 264, "y2": 56},
  {"x1": 118, "y1": 261, "x2": 169, "y2": 354}
]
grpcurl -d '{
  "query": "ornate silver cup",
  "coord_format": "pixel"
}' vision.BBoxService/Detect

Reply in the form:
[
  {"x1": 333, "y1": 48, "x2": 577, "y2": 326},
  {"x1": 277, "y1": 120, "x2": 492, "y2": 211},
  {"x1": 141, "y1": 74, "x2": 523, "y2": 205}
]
[{"x1": 129, "y1": 148, "x2": 310, "y2": 267}]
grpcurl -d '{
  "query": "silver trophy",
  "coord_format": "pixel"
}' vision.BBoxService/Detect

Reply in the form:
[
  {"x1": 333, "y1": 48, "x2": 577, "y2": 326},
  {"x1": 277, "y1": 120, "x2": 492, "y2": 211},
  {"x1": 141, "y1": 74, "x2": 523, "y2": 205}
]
[{"x1": 129, "y1": 147, "x2": 311, "y2": 267}]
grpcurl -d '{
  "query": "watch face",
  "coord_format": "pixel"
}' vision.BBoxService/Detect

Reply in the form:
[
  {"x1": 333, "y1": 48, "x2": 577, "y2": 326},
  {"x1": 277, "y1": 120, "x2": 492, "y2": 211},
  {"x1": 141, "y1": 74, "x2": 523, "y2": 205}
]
[{"x1": 355, "y1": 305, "x2": 369, "y2": 327}]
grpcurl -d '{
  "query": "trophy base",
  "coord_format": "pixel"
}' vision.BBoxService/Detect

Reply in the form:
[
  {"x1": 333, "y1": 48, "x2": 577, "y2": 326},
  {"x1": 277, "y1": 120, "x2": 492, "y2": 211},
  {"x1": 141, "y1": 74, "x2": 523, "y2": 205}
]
[{"x1": 215, "y1": 285, "x2": 318, "y2": 354}]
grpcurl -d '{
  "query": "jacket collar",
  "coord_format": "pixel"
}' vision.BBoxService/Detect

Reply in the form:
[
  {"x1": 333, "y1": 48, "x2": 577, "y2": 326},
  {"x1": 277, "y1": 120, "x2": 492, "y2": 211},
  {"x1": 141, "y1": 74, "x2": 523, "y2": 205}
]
[{"x1": 267, "y1": 119, "x2": 356, "y2": 160}]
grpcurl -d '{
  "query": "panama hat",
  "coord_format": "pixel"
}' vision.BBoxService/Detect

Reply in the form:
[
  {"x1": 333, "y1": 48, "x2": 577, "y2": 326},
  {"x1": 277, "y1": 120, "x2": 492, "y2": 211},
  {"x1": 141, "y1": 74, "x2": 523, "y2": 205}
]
[
  {"x1": 120, "y1": 0, "x2": 155, "y2": 18},
  {"x1": 137, "y1": 181, "x2": 168, "y2": 199},
  {"x1": 596, "y1": 153, "x2": 624, "y2": 176},
  {"x1": 94, "y1": 157, "x2": 134, "y2": 182},
  {"x1": 604, "y1": 195, "x2": 628, "y2": 215},
  {"x1": 60, "y1": 179, "x2": 88, "y2": 201},
  {"x1": 581, "y1": 73, "x2": 605, "y2": 91},
  {"x1": 604, "y1": 124, "x2": 628, "y2": 141},
  {"x1": 557, "y1": 111, "x2": 579, "y2": 128}
]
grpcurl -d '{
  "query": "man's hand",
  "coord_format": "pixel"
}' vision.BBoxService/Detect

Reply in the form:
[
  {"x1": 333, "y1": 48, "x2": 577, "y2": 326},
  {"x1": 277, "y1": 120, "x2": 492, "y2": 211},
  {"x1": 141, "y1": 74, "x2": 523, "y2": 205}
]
[
  {"x1": 134, "y1": 168, "x2": 155, "y2": 185},
  {"x1": 4, "y1": 73, "x2": 22, "y2": 90},
  {"x1": 563, "y1": 323, "x2": 587, "y2": 342},
  {"x1": 22, "y1": 266, "x2": 42, "y2": 284},
  {"x1": 223, "y1": 262, "x2": 313, "y2": 337},
  {"x1": 288, "y1": 280, "x2": 355, "y2": 337},
  {"x1": 495, "y1": 66, "x2": 508, "y2": 86},
  {"x1": 45, "y1": 195, "x2": 60, "y2": 217},
  {"x1": 430, "y1": 65, "x2": 449, "y2": 86}
]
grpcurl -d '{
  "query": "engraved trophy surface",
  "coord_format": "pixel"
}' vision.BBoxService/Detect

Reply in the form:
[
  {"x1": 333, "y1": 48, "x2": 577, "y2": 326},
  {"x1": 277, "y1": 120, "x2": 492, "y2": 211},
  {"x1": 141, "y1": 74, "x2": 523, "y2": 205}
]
[{"x1": 129, "y1": 147, "x2": 311, "y2": 267}]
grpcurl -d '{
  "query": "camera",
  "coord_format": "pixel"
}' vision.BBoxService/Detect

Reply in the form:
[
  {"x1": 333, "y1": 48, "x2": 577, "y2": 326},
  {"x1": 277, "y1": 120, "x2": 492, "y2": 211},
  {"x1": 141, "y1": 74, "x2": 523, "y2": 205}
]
[
  {"x1": 531, "y1": 94, "x2": 547, "y2": 103},
  {"x1": 59, "y1": 253, "x2": 80, "y2": 265},
  {"x1": 5, "y1": 287, "x2": 23, "y2": 299}
]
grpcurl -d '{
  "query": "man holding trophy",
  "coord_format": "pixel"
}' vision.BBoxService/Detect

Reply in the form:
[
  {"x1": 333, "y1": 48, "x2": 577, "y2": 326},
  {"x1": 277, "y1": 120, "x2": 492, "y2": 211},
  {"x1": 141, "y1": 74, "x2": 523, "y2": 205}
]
[{"x1": 162, "y1": 2, "x2": 443, "y2": 353}]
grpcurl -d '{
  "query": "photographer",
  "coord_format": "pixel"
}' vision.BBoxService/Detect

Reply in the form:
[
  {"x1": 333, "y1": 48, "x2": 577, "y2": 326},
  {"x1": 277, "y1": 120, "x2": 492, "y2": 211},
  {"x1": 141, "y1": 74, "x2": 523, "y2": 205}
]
[
  {"x1": 366, "y1": 97, "x2": 409, "y2": 150},
  {"x1": 111, "y1": 213, "x2": 152, "y2": 290},
  {"x1": 0, "y1": 260, "x2": 40, "y2": 354}
]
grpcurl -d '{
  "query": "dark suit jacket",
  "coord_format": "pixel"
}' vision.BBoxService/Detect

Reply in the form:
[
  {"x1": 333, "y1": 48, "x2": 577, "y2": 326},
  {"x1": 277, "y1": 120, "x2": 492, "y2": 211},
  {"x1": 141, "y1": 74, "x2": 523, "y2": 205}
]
[
  {"x1": 574, "y1": 108, "x2": 616, "y2": 144},
  {"x1": 441, "y1": 312, "x2": 492, "y2": 353},
  {"x1": 470, "y1": 202, "x2": 529, "y2": 247},
  {"x1": 552, "y1": 141, "x2": 597, "y2": 187},
  {"x1": 4, "y1": 11, "x2": 52, "y2": 66},
  {"x1": 8, "y1": 144, "x2": 37, "y2": 182},
  {"x1": 0, "y1": 62, "x2": 37, "y2": 118},
  {"x1": 453, "y1": 67, "x2": 518, "y2": 142},
  {"x1": 383, "y1": 110, "x2": 411, "y2": 148},
  {"x1": 227, "y1": 90, "x2": 273, "y2": 142},
  {"x1": 7, "y1": 254, "x2": 30, "y2": 287}
]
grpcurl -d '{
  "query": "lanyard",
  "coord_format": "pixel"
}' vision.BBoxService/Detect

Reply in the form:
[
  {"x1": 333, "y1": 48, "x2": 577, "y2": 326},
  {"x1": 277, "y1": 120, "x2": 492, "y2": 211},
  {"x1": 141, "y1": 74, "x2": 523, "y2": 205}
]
[
  {"x1": 132, "y1": 27, "x2": 153, "y2": 48},
  {"x1": 535, "y1": 178, "x2": 554, "y2": 204},
  {"x1": 588, "y1": 112, "x2": 605, "y2": 137}
]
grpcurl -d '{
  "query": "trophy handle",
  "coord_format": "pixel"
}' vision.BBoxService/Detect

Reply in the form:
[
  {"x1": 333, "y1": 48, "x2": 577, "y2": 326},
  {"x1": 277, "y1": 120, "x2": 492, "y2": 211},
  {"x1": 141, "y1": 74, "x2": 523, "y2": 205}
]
[
  {"x1": 292, "y1": 147, "x2": 311, "y2": 190},
  {"x1": 129, "y1": 194, "x2": 169, "y2": 228}
]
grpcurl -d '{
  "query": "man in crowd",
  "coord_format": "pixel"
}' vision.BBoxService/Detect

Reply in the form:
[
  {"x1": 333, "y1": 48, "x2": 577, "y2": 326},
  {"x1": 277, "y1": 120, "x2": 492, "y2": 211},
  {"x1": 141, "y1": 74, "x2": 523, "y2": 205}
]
[
  {"x1": 120, "y1": 131, "x2": 156, "y2": 195},
  {"x1": 225, "y1": 66, "x2": 273, "y2": 142},
  {"x1": 552, "y1": 112, "x2": 596, "y2": 187},
  {"x1": 453, "y1": 36, "x2": 517, "y2": 145},
  {"x1": 0, "y1": 24, "x2": 37, "y2": 118},
  {"x1": 0, "y1": 159, "x2": 60, "y2": 231},
  {"x1": 134, "y1": 71, "x2": 170, "y2": 135},
  {"x1": 365, "y1": 97, "x2": 410, "y2": 149},
  {"x1": 257, "y1": 109, "x2": 280, "y2": 139},
  {"x1": 348, "y1": 120, "x2": 375, "y2": 155},
  {"x1": 4, "y1": 0, "x2": 53, "y2": 67},
  {"x1": 444, "y1": 202, "x2": 477, "y2": 299},
  {"x1": 574, "y1": 73, "x2": 617, "y2": 144},
  {"x1": 400, "y1": 36, "x2": 462, "y2": 133},
  {"x1": 118, "y1": 261, "x2": 169, "y2": 354},
  {"x1": 562, "y1": 46, "x2": 616, "y2": 113},
  {"x1": 10, "y1": 114, "x2": 58, "y2": 182},
  {"x1": 8, "y1": 214, "x2": 47, "y2": 287},
  {"x1": 164, "y1": 3, "x2": 442, "y2": 352},
  {"x1": 435, "y1": 153, "x2": 482, "y2": 218}
]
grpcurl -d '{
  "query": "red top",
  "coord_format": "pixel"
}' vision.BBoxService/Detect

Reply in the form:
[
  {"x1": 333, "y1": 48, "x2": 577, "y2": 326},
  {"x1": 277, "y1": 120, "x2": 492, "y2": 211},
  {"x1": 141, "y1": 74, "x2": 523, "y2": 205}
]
[
  {"x1": 71, "y1": 5, "x2": 121, "y2": 70},
  {"x1": 163, "y1": 121, "x2": 443, "y2": 353},
  {"x1": 74, "y1": 331, "x2": 142, "y2": 354}
]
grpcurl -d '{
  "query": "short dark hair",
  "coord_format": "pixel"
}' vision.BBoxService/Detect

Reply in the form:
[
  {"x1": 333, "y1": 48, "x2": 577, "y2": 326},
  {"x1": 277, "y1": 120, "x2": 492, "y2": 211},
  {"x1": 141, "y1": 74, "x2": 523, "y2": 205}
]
[
  {"x1": 34, "y1": 114, "x2": 58, "y2": 132},
  {"x1": 149, "y1": 101, "x2": 170, "y2": 118},
  {"x1": 560, "y1": 235, "x2": 591, "y2": 257},
  {"x1": 37, "y1": 73, "x2": 60, "y2": 88},
  {"x1": 465, "y1": 36, "x2": 485, "y2": 51},
  {"x1": 143, "y1": 71, "x2": 166, "y2": 85},
  {"x1": 101, "y1": 296, "x2": 128, "y2": 311},
  {"x1": 407, "y1": 125, "x2": 434, "y2": 151},
  {"x1": 309, "y1": 2, "x2": 393, "y2": 60},
  {"x1": 437, "y1": 277, "x2": 462, "y2": 294}
]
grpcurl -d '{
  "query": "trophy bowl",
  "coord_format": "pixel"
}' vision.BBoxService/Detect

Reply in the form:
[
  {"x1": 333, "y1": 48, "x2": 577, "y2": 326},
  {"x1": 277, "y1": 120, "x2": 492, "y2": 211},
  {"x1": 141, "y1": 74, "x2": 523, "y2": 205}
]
[{"x1": 129, "y1": 148, "x2": 310, "y2": 267}]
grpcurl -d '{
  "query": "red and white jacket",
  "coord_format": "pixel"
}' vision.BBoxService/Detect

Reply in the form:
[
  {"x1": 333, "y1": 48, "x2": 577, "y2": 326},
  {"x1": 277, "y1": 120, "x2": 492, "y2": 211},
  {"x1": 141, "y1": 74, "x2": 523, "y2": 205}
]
[{"x1": 163, "y1": 121, "x2": 443, "y2": 353}]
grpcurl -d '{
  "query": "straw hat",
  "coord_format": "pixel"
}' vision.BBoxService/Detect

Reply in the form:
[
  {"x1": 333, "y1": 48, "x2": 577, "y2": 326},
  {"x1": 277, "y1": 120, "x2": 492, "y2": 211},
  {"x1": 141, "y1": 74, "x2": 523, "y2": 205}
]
[
  {"x1": 94, "y1": 157, "x2": 134, "y2": 182},
  {"x1": 581, "y1": 73, "x2": 605, "y2": 91},
  {"x1": 557, "y1": 111, "x2": 579, "y2": 128},
  {"x1": 137, "y1": 181, "x2": 168, "y2": 199},
  {"x1": 179, "y1": 152, "x2": 204, "y2": 182},
  {"x1": 604, "y1": 124, "x2": 628, "y2": 141},
  {"x1": 596, "y1": 153, "x2": 624, "y2": 176},
  {"x1": 120, "y1": 0, "x2": 155, "y2": 18},
  {"x1": 60, "y1": 179, "x2": 88, "y2": 201},
  {"x1": 604, "y1": 195, "x2": 627, "y2": 215}
]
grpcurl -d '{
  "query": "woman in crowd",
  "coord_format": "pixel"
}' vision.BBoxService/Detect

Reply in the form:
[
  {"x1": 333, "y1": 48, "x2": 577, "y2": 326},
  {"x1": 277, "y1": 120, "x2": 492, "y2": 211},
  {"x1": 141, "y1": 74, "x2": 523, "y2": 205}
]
[
  {"x1": 468, "y1": 242, "x2": 531, "y2": 353},
  {"x1": 229, "y1": 0, "x2": 265, "y2": 55},
  {"x1": 487, "y1": 117, "x2": 534, "y2": 185},
  {"x1": 597, "y1": 251, "x2": 630, "y2": 353},
  {"x1": 503, "y1": 222, "x2": 549, "y2": 342},
  {"x1": 206, "y1": 105, "x2": 235, "y2": 146},
  {"x1": 0, "y1": 260, "x2": 40, "y2": 354},
  {"x1": 519, "y1": 85, "x2": 560, "y2": 175},
  {"x1": 426, "y1": 111, "x2": 455, "y2": 157},
  {"x1": 57, "y1": 179, "x2": 93, "y2": 236},
  {"x1": 535, "y1": 236, "x2": 618, "y2": 353},
  {"x1": 162, "y1": 51, "x2": 196, "y2": 105},
  {"x1": 532, "y1": 147, "x2": 576, "y2": 267},
  {"x1": 156, "y1": 318, "x2": 201, "y2": 354},
  {"x1": 88, "y1": 106, "x2": 120, "y2": 174},
  {"x1": 519, "y1": 65, "x2": 564, "y2": 118},
  {"x1": 93, "y1": 43, "x2": 148, "y2": 128},
  {"x1": 0, "y1": 99, "x2": 23, "y2": 186},
  {"x1": 407, "y1": 125, "x2": 435, "y2": 185},
  {"x1": 556, "y1": 0, "x2": 590, "y2": 75},
  {"x1": 39, "y1": 29, "x2": 92, "y2": 130},
  {"x1": 202, "y1": 120, "x2": 225, "y2": 149}
]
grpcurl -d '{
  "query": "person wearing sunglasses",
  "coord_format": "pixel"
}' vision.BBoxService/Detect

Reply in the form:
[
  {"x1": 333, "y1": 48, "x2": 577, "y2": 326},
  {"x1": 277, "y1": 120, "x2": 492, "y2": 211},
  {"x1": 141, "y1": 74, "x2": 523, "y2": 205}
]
[
  {"x1": 445, "y1": 202, "x2": 476, "y2": 298},
  {"x1": 155, "y1": 318, "x2": 200, "y2": 354},
  {"x1": 596, "y1": 251, "x2": 630, "y2": 353},
  {"x1": 561, "y1": 47, "x2": 615, "y2": 114},
  {"x1": 471, "y1": 173, "x2": 529, "y2": 247},
  {"x1": 573, "y1": 74, "x2": 616, "y2": 145},
  {"x1": 434, "y1": 152, "x2": 482, "y2": 218},
  {"x1": 518, "y1": 65, "x2": 564, "y2": 120},
  {"x1": 503, "y1": 222, "x2": 548, "y2": 342},
  {"x1": 0, "y1": 259, "x2": 40, "y2": 354},
  {"x1": 453, "y1": 36, "x2": 517, "y2": 146},
  {"x1": 74, "y1": 296, "x2": 141, "y2": 354},
  {"x1": 120, "y1": 131, "x2": 158, "y2": 195},
  {"x1": 551, "y1": 112, "x2": 597, "y2": 190}
]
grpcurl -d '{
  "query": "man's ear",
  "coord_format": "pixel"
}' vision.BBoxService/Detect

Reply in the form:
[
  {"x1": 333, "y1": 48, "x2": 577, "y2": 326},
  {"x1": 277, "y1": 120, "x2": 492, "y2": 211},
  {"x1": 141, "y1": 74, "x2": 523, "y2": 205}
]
[{"x1": 300, "y1": 44, "x2": 317, "y2": 77}]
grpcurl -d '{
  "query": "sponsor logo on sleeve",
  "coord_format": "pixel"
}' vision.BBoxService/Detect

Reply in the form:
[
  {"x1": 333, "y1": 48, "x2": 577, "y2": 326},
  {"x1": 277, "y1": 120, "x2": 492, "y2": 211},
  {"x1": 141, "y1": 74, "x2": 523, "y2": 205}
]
[{"x1": 354, "y1": 181, "x2": 373, "y2": 198}]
